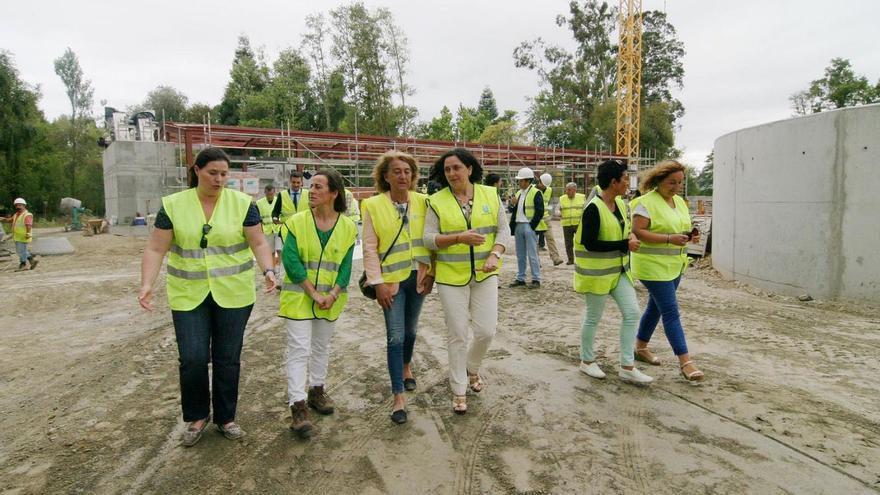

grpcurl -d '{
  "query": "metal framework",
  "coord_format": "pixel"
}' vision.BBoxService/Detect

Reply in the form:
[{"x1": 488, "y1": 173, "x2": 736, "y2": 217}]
[
  {"x1": 615, "y1": 0, "x2": 644, "y2": 169},
  {"x1": 162, "y1": 122, "x2": 645, "y2": 197}
]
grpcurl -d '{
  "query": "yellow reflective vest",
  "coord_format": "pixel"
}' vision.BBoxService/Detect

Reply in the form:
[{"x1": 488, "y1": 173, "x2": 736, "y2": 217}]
[
  {"x1": 255, "y1": 195, "x2": 279, "y2": 235},
  {"x1": 573, "y1": 195, "x2": 632, "y2": 294},
  {"x1": 559, "y1": 193, "x2": 587, "y2": 227},
  {"x1": 279, "y1": 210, "x2": 357, "y2": 321},
  {"x1": 279, "y1": 189, "x2": 310, "y2": 223},
  {"x1": 512, "y1": 185, "x2": 545, "y2": 230},
  {"x1": 362, "y1": 192, "x2": 430, "y2": 283},
  {"x1": 429, "y1": 185, "x2": 501, "y2": 286},
  {"x1": 12, "y1": 210, "x2": 33, "y2": 243},
  {"x1": 163, "y1": 188, "x2": 256, "y2": 311},
  {"x1": 345, "y1": 190, "x2": 361, "y2": 223},
  {"x1": 630, "y1": 190, "x2": 692, "y2": 281}
]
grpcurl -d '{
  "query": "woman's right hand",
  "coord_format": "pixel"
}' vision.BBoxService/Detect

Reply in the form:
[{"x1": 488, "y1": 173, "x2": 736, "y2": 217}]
[
  {"x1": 376, "y1": 282, "x2": 397, "y2": 310},
  {"x1": 458, "y1": 230, "x2": 486, "y2": 246},
  {"x1": 628, "y1": 235, "x2": 641, "y2": 252},
  {"x1": 138, "y1": 285, "x2": 154, "y2": 311},
  {"x1": 668, "y1": 234, "x2": 689, "y2": 246}
]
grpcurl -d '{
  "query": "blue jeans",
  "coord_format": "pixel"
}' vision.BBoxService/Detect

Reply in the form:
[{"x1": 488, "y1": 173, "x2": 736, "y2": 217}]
[
  {"x1": 382, "y1": 270, "x2": 426, "y2": 395},
  {"x1": 514, "y1": 223, "x2": 541, "y2": 282},
  {"x1": 15, "y1": 241, "x2": 32, "y2": 264},
  {"x1": 636, "y1": 276, "x2": 689, "y2": 356},
  {"x1": 171, "y1": 293, "x2": 253, "y2": 424}
]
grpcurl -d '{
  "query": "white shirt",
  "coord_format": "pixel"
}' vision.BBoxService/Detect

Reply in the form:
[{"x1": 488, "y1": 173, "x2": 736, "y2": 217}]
[{"x1": 516, "y1": 186, "x2": 531, "y2": 223}]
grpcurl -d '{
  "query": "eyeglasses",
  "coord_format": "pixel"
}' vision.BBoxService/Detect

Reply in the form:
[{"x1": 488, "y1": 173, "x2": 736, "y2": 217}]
[{"x1": 200, "y1": 224, "x2": 212, "y2": 249}]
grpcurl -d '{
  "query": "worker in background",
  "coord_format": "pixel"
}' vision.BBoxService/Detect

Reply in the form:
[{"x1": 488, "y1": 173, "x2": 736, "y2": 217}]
[
  {"x1": 508, "y1": 167, "x2": 543, "y2": 288},
  {"x1": 535, "y1": 173, "x2": 563, "y2": 266},
  {"x1": 272, "y1": 170, "x2": 310, "y2": 231},
  {"x1": 256, "y1": 185, "x2": 281, "y2": 276},
  {"x1": 344, "y1": 188, "x2": 362, "y2": 244},
  {"x1": 131, "y1": 212, "x2": 147, "y2": 226},
  {"x1": 279, "y1": 169, "x2": 357, "y2": 438},
  {"x1": 559, "y1": 182, "x2": 586, "y2": 265},
  {"x1": 138, "y1": 147, "x2": 277, "y2": 447},
  {"x1": 1, "y1": 198, "x2": 38, "y2": 271},
  {"x1": 574, "y1": 160, "x2": 652, "y2": 385}
]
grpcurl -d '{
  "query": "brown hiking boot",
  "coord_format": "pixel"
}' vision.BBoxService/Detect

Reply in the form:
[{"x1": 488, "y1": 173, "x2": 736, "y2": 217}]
[
  {"x1": 289, "y1": 400, "x2": 313, "y2": 438},
  {"x1": 307, "y1": 385, "x2": 335, "y2": 415}
]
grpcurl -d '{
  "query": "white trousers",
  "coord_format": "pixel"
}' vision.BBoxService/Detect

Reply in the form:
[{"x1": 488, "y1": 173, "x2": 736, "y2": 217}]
[
  {"x1": 437, "y1": 278, "x2": 498, "y2": 396},
  {"x1": 285, "y1": 318, "x2": 336, "y2": 404}
]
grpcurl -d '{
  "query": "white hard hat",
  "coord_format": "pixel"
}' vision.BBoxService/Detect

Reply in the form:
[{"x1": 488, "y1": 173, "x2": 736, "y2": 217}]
[
  {"x1": 514, "y1": 167, "x2": 535, "y2": 180},
  {"x1": 540, "y1": 173, "x2": 552, "y2": 187},
  {"x1": 13, "y1": 198, "x2": 26, "y2": 206}
]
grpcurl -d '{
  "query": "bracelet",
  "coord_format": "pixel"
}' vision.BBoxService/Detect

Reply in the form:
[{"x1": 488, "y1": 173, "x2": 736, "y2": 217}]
[
  {"x1": 263, "y1": 268, "x2": 275, "y2": 276},
  {"x1": 491, "y1": 250, "x2": 503, "y2": 258}
]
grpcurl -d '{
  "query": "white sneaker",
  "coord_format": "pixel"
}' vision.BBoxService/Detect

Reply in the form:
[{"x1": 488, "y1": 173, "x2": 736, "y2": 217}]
[
  {"x1": 619, "y1": 367, "x2": 654, "y2": 385},
  {"x1": 579, "y1": 361, "x2": 606, "y2": 379}
]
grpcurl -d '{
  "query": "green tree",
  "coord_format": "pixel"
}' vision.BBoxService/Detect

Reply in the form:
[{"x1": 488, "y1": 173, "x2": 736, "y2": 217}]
[
  {"x1": 143, "y1": 85, "x2": 188, "y2": 121},
  {"x1": 54, "y1": 47, "x2": 94, "y2": 197},
  {"x1": 179, "y1": 102, "x2": 214, "y2": 124},
  {"x1": 695, "y1": 150, "x2": 714, "y2": 195},
  {"x1": 378, "y1": 7, "x2": 416, "y2": 135},
  {"x1": 0, "y1": 51, "x2": 44, "y2": 204},
  {"x1": 415, "y1": 106, "x2": 455, "y2": 141},
  {"x1": 791, "y1": 58, "x2": 879, "y2": 115},
  {"x1": 477, "y1": 86, "x2": 499, "y2": 122},
  {"x1": 641, "y1": 10, "x2": 686, "y2": 121},
  {"x1": 455, "y1": 105, "x2": 489, "y2": 143},
  {"x1": 478, "y1": 119, "x2": 527, "y2": 146},
  {"x1": 268, "y1": 48, "x2": 319, "y2": 130},
  {"x1": 217, "y1": 36, "x2": 269, "y2": 125},
  {"x1": 302, "y1": 13, "x2": 336, "y2": 131}
]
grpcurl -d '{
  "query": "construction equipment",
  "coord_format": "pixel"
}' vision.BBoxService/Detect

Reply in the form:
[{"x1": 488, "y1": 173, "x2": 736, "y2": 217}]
[
  {"x1": 615, "y1": 0, "x2": 644, "y2": 190},
  {"x1": 60, "y1": 198, "x2": 87, "y2": 232}
]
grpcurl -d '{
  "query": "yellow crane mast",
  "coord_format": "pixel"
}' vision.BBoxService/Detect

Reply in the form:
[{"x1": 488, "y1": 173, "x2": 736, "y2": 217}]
[{"x1": 615, "y1": 0, "x2": 643, "y2": 188}]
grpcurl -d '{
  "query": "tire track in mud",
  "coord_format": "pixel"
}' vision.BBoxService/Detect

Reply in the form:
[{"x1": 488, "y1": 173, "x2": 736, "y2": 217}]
[
  {"x1": 618, "y1": 398, "x2": 652, "y2": 494},
  {"x1": 454, "y1": 402, "x2": 506, "y2": 495}
]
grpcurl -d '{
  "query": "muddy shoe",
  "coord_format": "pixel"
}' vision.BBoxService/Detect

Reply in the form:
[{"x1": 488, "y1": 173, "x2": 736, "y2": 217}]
[
  {"x1": 181, "y1": 418, "x2": 209, "y2": 447},
  {"x1": 290, "y1": 401, "x2": 313, "y2": 438},
  {"x1": 28, "y1": 258, "x2": 38, "y2": 270},
  {"x1": 217, "y1": 421, "x2": 246, "y2": 440},
  {"x1": 15, "y1": 262, "x2": 27, "y2": 272},
  {"x1": 307, "y1": 385, "x2": 335, "y2": 415}
]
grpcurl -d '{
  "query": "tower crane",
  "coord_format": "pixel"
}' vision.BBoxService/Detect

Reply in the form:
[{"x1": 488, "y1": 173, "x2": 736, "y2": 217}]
[{"x1": 615, "y1": 0, "x2": 643, "y2": 190}]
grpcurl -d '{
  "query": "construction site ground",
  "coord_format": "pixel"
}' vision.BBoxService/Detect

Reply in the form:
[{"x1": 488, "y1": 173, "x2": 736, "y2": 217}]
[{"x1": 1, "y1": 227, "x2": 878, "y2": 494}]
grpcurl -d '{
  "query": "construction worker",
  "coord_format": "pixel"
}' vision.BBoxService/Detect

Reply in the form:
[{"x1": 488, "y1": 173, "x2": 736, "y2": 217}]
[
  {"x1": 559, "y1": 182, "x2": 586, "y2": 265},
  {"x1": 272, "y1": 170, "x2": 310, "y2": 228},
  {"x1": 535, "y1": 173, "x2": 563, "y2": 266},
  {"x1": 425, "y1": 148, "x2": 510, "y2": 414},
  {"x1": 280, "y1": 169, "x2": 357, "y2": 438},
  {"x1": 630, "y1": 160, "x2": 704, "y2": 382},
  {"x1": 2, "y1": 198, "x2": 38, "y2": 271},
  {"x1": 138, "y1": 147, "x2": 277, "y2": 447},
  {"x1": 574, "y1": 160, "x2": 652, "y2": 385},
  {"x1": 362, "y1": 151, "x2": 433, "y2": 424},
  {"x1": 344, "y1": 188, "x2": 362, "y2": 244},
  {"x1": 256, "y1": 184, "x2": 281, "y2": 275},
  {"x1": 508, "y1": 167, "x2": 543, "y2": 288}
]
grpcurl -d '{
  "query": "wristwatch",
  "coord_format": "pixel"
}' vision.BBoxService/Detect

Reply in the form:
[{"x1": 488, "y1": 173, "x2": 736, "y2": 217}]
[
  {"x1": 263, "y1": 268, "x2": 276, "y2": 276},
  {"x1": 490, "y1": 250, "x2": 503, "y2": 258}
]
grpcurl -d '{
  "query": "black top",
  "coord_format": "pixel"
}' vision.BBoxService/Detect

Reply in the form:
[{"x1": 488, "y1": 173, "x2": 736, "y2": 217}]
[
  {"x1": 580, "y1": 202, "x2": 629, "y2": 252},
  {"x1": 154, "y1": 203, "x2": 261, "y2": 230}
]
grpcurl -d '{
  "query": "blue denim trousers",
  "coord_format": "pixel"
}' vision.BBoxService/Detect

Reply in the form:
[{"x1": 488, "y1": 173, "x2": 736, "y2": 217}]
[
  {"x1": 636, "y1": 276, "x2": 689, "y2": 356},
  {"x1": 171, "y1": 293, "x2": 253, "y2": 424},
  {"x1": 382, "y1": 270, "x2": 426, "y2": 395},
  {"x1": 15, "y1": 241, "x2": 31, "y2": 264},
  {"x1": 514, "y1": 223, "x2": 541, "y2": 282}
]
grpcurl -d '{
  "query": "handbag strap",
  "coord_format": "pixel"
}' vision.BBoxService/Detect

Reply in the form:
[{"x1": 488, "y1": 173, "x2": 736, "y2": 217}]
[{"x1": 380, "y1": 203, "x2": 409, "y2": 264}]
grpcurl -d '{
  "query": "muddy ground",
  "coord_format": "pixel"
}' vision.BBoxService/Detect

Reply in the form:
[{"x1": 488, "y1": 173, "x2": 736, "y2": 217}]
[{"x1": 0, "y1": 227, "x2": 878, "y2": 494}]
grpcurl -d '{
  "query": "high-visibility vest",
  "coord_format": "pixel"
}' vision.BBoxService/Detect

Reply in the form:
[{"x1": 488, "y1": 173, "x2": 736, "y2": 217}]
[
  {"x1": 362, "y1": 192, "x2": 430, "y2": 283},
  {"x1": 279, "y1": 189, "x2": 310, "y2": 223},
  {"x1": 255, "y1": 195, "x2": 279, "y2": 234},
  {"x1": 12, "y1": 210, "x2": 33, "y2": 243},
  {"x1": 573, "y1": 195, "x2": 632, "y2": 295},
  {"x1": 345, "y1": 190, "x2": 361, "y2": 223},
  {"x1": 279, "y1": 210, "x2": 357, "y2": 321},
  {"x1": 163, "y1": 188, "x2": 255, "y2": 311},
  {"x1": 631, "y1": 189, "x2": 692, "y2": 281},
  {"x1": 428, "y1": 185, "x2": 501, "y2": 286},
  {"x1": 513, "y1": 185, "x2": 545, "y2": 230},
  {"x1": 559, "y1": 193, "x2": 587, "y2": 227}
]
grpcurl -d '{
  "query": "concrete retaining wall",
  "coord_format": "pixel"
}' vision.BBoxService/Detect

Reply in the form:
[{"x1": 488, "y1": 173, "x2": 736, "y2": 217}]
[
  {"x1": 713, "y1": 104, "x2": 880, "y2": 303},
  {"x1": 103, "y1": 141, "x2": 183, "y2": 224}
]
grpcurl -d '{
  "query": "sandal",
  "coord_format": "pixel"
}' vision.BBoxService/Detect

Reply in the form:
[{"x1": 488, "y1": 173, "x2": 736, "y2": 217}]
[
  {"x1": 634, "y1": 347, "x2": 661, "y2": 366},
  {"x1": 452, "y1": 395, "x2": 467, "y2": 415},
  {"x1": 467, "y1": 371, "x2": 484, "y2": 393},
  {"x1": 680, "y1": 361, "x2": 705, "y2": 382}
]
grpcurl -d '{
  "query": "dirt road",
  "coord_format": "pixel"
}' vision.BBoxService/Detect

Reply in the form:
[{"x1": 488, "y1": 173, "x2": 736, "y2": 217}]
[{"x1": 1, "y1": 228, "x2": 878, "y2": 494}]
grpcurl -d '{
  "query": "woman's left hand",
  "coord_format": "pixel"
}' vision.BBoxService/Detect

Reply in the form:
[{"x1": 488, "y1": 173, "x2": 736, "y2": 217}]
[
  {"x1": 263, "y1": 271, "x2": 277, "y2": 293},
  {"x1": 481, "y1": 254, "x2": 500, "y2": 273},
  {"x1": 417, "y1": 275, "x2": 435, "y2": 295}
]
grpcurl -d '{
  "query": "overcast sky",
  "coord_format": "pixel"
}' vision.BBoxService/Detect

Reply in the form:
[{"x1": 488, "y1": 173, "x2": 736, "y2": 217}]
[{"x1": 2, "y1": 0, "x2": 878, "y2": 168}]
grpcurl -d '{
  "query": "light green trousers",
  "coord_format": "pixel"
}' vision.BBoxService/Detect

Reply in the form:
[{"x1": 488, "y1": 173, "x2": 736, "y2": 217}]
[{"x1": 580, "y1": 275, "x2": 640, "y2": 367}]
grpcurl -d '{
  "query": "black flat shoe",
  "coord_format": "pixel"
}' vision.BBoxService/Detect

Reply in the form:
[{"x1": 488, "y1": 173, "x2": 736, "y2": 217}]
[
  {"x1": 403, "y1": 378, "x2": 417, "y2": 391},
  {"x1": 390, "y1": 409, "x2": 407, "y2": 424}
]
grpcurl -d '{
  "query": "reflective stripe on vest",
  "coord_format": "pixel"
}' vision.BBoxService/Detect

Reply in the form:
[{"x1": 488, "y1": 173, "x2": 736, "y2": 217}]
[
  {"x1": 279, "y1": 189, "x2": 310, "y2": 222},
  {"x1": 428, "y1": 185, "x2": 501, "y2": 286},
  {"x1": 278, "y1": 210, "x2": 357, "y2": 321},
  {"x1": 630, "y1": 190, "x2": 692, "y2": 281},
  {"x1": 12, "y1": 211, "x2": 32, "y2": 243},
  {"x1": 573, "y1": 195, "x2": 632, "y2": 295},
  {"x1": 362, "y1": 192, "x2": 430, "y2": 282},
  {"x1": 256, "y1": 195, "x2": 279, "y2": 234},
  {"x1": 163, "y1": 188, "x2": 255, "y2": 311},
  {"x1": 559, "y1": 193, "x2": 586, "y2": 227}
]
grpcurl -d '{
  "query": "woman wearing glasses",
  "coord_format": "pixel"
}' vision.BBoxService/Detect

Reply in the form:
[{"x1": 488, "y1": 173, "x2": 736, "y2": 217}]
[
  {"x1": 424, "y1": 148, "x2": 510, "y2": 414},
  {"x1": 362, "y1": 151, "x2": 433, "y2": 424},
  {"x1": 279, "y1": 169, "x2": 357, "y2": 438},
  {"x1": 139, "y1": 147, "x2": 277, "y2": 447}
]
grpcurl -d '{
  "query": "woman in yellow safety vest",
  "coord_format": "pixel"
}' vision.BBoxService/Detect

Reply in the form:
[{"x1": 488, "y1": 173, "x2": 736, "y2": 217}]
[
  {"x1": 630, "y1": 160, "x2": 704, "y2": 382},
  {"x1": 279, "y1": 169, "x2": 357, "y2": 438},
  {"x1": 362, "y1": 150, "x2": 434, "y2": 424},
  {"x1": 139, "y1": 147, "x2": 278, "y2": 447},
  {"x1": 424, "y1": 148, "x2": 511, "y2": 414},
  {"x1": 574, "y1": 160, "x2": 652, "y2": 385}
]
